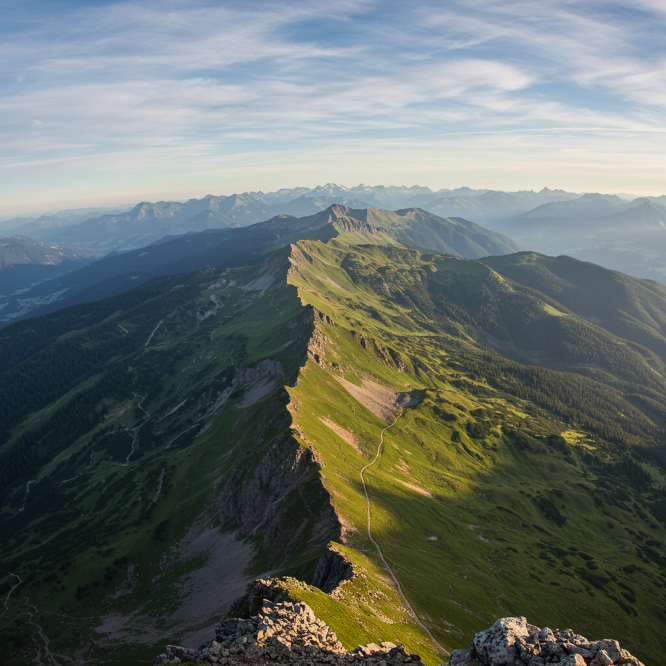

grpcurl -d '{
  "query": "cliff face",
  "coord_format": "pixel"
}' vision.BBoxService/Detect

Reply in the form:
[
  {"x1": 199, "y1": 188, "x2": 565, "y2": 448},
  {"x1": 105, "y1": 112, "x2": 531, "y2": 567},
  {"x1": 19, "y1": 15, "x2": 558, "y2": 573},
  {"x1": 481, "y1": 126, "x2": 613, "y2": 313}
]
[
  {"x1": 312, "y1": 544, "x2": 356, "y2": 593},
  {"x1": 215, "y1": 394, "x2": 341, "y2": 571},
  {"x1": 213, "y1": 297, "x2": 342, "y2": 575}
]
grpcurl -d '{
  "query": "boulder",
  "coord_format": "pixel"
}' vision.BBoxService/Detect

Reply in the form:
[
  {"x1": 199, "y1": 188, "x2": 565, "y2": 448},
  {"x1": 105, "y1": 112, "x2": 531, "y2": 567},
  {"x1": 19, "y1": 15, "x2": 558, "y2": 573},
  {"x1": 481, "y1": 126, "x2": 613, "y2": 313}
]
[{"x1": 470, "y1": 617, "x2": 531, "y2": 665}]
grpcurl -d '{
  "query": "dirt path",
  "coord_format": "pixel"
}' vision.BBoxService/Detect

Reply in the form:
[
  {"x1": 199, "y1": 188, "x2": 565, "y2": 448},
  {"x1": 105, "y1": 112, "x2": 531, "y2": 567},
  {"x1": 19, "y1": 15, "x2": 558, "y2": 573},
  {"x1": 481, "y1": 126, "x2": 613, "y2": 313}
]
[
  {"x1": 9, "y1": 478, "x2": 37, "y2": 518},
  {"x1": 145, "y1": 319, "x2": 164, "y2": 347},
  {"x1": 0, "y1": 572, "x2": 23, "y2": 619},
  {"x1": 2, "y1": 574, "x2": 68, "y2": 665},
  {"x1": 360, "y1": 413, "x2": 449, "y2": 658}
]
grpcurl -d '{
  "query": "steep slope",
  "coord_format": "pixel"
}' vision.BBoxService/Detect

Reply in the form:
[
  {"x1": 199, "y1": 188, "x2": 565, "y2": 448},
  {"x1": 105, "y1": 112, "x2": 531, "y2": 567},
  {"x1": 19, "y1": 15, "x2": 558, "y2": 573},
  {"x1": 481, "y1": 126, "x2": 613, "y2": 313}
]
[
  {"x1": 480, "y1": 252, "x2": 666, "y2": 358},
  {"x1": 0, "y1": 236, "x2": 100, "y2": 296},
  {"x1": 2, "y1": 229, "x2": 666, "y2": 666},
  {"x1": 0, "y1": 256, "x2": 344, "y2": 665},
  {"x1": 358, "y1": 207, "x2": 525, "y2": 256},
  {"x1": 282, "y1": 241, "x2": 666, "y2": 663}
]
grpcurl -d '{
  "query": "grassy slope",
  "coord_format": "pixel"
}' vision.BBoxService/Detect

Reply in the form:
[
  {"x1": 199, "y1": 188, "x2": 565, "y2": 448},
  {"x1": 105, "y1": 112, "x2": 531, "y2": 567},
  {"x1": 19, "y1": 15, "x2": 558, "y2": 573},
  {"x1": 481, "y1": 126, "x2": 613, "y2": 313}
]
[
  {"x1": 285, "y1": 240, "x2": 666, "y2": 664},
  {"x1": 1, "y1": 232, "x2": 666, "y2": 665},
  {"x1": 0, "y1": 255, "x2": 338, "y2": 665}
]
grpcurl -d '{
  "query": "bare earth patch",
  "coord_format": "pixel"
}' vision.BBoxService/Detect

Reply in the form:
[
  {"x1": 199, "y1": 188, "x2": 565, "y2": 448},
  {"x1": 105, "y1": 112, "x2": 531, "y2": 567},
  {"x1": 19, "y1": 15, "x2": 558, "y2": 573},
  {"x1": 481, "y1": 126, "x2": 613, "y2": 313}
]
[
  {"x1": 396, "y1": 480, "x2": 433, "y2": 498},
  {"x1": 395, "y1": 459, "x2": 410, "y2": 474},
  {"x1": 324, "y1": 277, "x2": 351, "y2": 293},
  {"x1": 334, "y1": 376, "x2": 411, "y2": 421},
  {"x1": 104, "y1": 400, "x2": 132, "y2": 423},
  {"x1": 319, "y1": 418, "x2": 361, "y2": 453},
  {"x1": 95, "y1": 531, "x2": 272, "y2": 649}
]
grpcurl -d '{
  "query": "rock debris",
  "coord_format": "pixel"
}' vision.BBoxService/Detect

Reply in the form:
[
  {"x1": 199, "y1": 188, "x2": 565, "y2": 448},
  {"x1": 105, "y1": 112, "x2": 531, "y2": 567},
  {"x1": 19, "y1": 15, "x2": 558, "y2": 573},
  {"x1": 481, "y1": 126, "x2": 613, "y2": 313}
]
[
  {"x1": 444, "y1": 616, "x2": 645, "y2": 666},
  {"x1": 155, "y1": 599, "x2": 424, "y2": 666}
]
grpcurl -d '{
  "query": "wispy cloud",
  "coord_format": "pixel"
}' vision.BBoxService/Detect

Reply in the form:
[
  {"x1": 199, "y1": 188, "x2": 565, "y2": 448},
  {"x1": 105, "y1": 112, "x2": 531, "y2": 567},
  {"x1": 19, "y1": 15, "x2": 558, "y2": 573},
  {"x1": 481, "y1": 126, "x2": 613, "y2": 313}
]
[{"x1": 1, "y1": 0, "x2": 666, "y2": 213}]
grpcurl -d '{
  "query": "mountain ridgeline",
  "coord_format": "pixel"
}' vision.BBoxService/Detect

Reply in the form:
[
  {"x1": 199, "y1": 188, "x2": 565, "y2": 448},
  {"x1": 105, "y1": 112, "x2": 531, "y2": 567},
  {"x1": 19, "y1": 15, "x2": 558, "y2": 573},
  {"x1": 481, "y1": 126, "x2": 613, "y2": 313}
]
[
  {"x1": 6, "y1": 183, "x2": 666, "y2": 317},
  {"x1": 0, "y1": 236, "x2": 101, "y2": 296},
  {"x1": 0, "y1": 205, "x2": 522, "y2": 327},
  {"x1": 1, "y1": 207, "x2": 666, "y2": 666}
]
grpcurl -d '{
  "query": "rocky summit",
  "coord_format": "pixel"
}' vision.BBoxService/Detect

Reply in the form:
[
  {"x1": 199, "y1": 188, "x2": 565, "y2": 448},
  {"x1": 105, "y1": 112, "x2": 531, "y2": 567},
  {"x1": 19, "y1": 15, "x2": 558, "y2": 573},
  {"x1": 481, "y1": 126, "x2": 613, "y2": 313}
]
[
  {"x1": 444, "y1": 617, "x2": 645, "y2": 666},
  {"x1": 155, "y1": 599, "x2": 424, "y2": 666}
]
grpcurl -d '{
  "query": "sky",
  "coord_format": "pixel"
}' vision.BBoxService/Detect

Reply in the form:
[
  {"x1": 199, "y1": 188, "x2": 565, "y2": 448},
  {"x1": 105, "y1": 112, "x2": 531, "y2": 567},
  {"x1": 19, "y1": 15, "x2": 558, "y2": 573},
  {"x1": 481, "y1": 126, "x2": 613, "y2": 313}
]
[{"x1": 2, "y1": 0, "x2": 666, "y2": 215}]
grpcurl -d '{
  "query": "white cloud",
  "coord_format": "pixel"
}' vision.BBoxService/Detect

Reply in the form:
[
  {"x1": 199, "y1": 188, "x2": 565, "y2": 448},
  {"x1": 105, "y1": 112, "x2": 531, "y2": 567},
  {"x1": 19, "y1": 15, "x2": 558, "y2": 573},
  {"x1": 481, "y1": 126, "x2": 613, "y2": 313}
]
[{"x1": 1, "y1": 0, "x2": 666, "y2": 211}]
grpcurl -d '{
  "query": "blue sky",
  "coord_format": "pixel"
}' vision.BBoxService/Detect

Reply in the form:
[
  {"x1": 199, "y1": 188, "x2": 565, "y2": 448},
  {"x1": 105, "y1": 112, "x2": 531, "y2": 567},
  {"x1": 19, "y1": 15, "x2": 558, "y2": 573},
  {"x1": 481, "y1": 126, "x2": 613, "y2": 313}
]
[{"x1": 2, "y1": 0, "x2": 666, "y2": 214}]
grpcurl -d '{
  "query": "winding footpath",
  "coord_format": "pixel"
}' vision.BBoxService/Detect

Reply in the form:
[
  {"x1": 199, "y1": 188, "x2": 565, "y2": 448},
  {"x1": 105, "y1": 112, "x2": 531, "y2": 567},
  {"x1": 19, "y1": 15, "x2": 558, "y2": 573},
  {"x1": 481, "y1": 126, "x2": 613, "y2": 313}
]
[
  {"x1": 359, "y1": 412, "x2": 449, "y2": 658},
  {"x1": 1, "y1": 574, "x2": 65, "y2": 665}
]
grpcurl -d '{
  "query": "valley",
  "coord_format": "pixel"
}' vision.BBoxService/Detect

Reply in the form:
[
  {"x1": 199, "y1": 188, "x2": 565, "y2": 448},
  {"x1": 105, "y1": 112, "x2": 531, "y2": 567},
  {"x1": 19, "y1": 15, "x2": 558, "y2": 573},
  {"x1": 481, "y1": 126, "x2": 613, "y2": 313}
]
[{"x1": 1, "y1": 210, "x2": 666, "y2": 665}]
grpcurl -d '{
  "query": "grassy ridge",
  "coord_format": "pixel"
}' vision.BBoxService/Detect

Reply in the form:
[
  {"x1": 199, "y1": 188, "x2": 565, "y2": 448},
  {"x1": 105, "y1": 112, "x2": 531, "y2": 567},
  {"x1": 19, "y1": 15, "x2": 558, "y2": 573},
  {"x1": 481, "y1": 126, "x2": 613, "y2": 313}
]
[
  {"x1": 286, "y1": 239, "x2": 666, "y2": 663},
  {"x1": 1, "y1": 230, "x2": 666, "y2": 664}
]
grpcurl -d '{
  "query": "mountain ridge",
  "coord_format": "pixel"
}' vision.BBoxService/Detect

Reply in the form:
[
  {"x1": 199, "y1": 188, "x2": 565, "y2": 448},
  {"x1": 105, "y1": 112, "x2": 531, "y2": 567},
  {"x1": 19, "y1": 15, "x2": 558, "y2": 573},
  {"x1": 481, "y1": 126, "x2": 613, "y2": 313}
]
[
  {"x1": 0, "y1": 236, "x2": 101, "y2": 297},
  {"x1": 0, "y1": 205, "x2": 522, "y2": 327},
  {"x1": 1, "y1": 225, "x2": 666, "y2": 665}
]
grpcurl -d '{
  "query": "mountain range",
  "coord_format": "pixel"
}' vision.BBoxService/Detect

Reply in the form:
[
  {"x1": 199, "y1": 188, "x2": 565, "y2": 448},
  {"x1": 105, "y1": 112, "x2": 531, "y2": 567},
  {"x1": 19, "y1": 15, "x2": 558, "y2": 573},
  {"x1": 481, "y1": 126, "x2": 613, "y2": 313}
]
[
  {"x1": 1, "y1": 203, "x2": 666, "y2": 666},
  {"x1": 4, "y1": 185, "x2": 647, "y2": 254},
  {"x1": 2, "y1": 194, "x2": 376, "y2": 253},
  {"x1": 0, "y1": 205, "x2": 523, "y2": 327},
  {"x1": 6, "y1": 184, "x2": 666, "y2": 334},
  {"x1": 498, "y1": 198, "x2": 666, "y2": 283},
  {"x1": 0, "y1": 236, "x2": 101, "y2": 297}
]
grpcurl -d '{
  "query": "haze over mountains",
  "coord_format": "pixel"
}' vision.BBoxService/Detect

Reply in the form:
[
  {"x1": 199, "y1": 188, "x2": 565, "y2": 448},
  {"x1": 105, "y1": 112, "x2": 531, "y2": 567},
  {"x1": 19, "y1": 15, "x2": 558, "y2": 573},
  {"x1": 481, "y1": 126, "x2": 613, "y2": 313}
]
[
  {"x1": 5, "y1": 183, "x2": 659, "y2": 255},
  {"x1": 0, "y1": 237, "x2": 101, "y2": 296},
  {"x1": 0, "y1": 205, "x2": 523, "y2": 327},
  {"x1": 497, "y1": 197, "x2": 666, "y2": 284},
  {"x1": 4, "y1": 183, "x2": 666, "y2": 330}
]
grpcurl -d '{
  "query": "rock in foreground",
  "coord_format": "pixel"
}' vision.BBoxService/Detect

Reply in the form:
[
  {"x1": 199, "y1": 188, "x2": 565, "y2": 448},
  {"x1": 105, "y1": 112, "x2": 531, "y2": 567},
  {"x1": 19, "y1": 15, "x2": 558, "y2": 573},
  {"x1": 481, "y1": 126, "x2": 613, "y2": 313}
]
[
  {"x1": 156, "y1": 599, "x2": 424, "y2": 665},
  {"x1": 445, "y1": 617, "x2": 645, "y2": 666}
]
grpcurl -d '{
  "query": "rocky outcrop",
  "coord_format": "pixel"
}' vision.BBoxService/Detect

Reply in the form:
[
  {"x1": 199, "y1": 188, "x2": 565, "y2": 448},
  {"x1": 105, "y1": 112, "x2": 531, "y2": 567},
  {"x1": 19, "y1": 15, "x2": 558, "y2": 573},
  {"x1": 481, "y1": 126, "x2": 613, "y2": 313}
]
[
  {"x1": 444, "y1": 617, "x2": 645, "y2": 666},
  {"x1": 215, "y1": 599, "x2": 344, "y2": 653},
  {"x1": 215, "y1": 392, "x2": 340, "y2": 570},
  {"x1": 155, "y1": 599, "x2": 425, "y2": 666},
  {"x1": 227, "y1": 578, "x2": 307, "y2": 619},
  {"x1": 312, "y1": 544, "x2": 356, "y2": 593}
]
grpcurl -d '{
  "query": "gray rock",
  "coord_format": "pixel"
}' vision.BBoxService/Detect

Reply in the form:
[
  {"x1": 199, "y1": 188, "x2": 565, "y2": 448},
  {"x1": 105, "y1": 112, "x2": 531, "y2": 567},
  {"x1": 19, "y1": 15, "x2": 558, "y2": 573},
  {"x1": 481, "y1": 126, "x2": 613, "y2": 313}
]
[
  {"x1": 313, "y1": 544, "x2": 356, "y2": 593},
  {"x1": 561, "y1": 656, "x2": 587, "y2": 666},
  {"x1": 617, "y1": 658, "x2": 645, "y2": 666},
  {"x1": 446, "y1": 649, "x2": 470, "y2": 665},
  {"x1": 591, "y1": 650, "x2": 613, "y2": 666},
  {"x1": 470, "y1": 616, "x2": 531, "y2": 666},
  {"x1": 592, "y1": 640, "x2": 622, "y2": 662}
]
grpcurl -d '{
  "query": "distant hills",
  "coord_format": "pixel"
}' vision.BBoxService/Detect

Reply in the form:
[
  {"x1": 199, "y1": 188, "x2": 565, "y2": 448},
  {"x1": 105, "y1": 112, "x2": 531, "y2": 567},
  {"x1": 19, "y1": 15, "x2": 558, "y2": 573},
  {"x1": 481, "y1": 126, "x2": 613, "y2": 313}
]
[
  {"x1": 2, "y1": 184, "x2": 644, "y2": 254},
  {"x1": 498, "y1": 198, "x2": 666, "y2": 283},
  {"x1": 2, "y1": 193, "x2": 377, "y2": 252},
  {"x1": 0, "y1": 204, "x2": 134, "y2": 232},
  {"x1": 5, "y1": 183, "x2": 666, "y2": 297},
  {"x1": 0, "y1": 236, "x2": 101, "y2": 297},
  {"x1": 0, "y1": 205, "x2": 523, "y2": 327}
]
